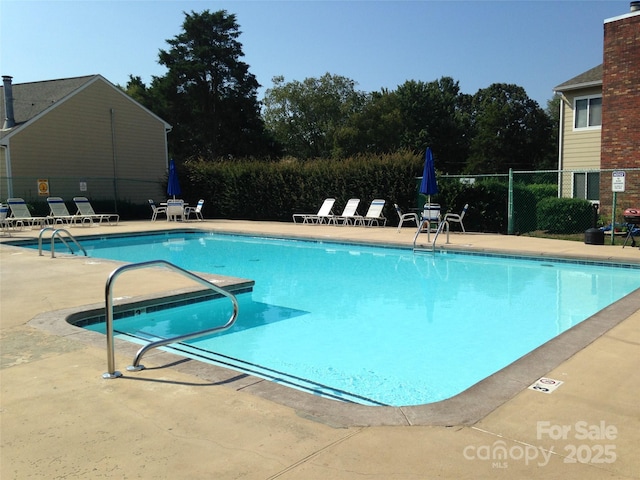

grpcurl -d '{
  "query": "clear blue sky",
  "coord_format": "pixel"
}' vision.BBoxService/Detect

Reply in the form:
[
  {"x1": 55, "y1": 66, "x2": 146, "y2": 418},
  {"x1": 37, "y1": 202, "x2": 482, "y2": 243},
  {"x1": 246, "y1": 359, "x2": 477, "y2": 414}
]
[{"x1": 0, "y1": 0, "x2": 630, "y2": 107}]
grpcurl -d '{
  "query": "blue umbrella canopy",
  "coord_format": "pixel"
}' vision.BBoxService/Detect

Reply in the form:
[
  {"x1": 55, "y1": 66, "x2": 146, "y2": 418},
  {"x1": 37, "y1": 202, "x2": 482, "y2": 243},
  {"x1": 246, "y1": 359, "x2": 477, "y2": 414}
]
[
  {"x1": 167, "y1": 158, "x2": 181, "y2": 199},
  {"x1": 419, "y1": 147, "x2": 438, "y2": 200}
]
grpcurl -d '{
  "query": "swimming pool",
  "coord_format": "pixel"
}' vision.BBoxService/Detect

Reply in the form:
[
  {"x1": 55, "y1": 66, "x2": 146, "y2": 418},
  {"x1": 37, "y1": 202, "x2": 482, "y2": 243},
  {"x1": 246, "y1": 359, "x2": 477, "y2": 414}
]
[{"x1": 35, "y1": 231, "x2": 640, "y2": 406}]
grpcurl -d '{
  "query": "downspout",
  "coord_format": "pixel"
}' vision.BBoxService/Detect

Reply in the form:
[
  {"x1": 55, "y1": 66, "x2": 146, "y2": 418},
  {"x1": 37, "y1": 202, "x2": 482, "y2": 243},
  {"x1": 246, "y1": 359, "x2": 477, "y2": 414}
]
[
  {"x1": 557, "y1": 94, "x2": 565, "y2": 198},
  {"x1": 164, "y1": 125, "x2": 172, "y2": 169},
  {"x1": 110, "y1": 108, "x2": 118, "y2": 212}
]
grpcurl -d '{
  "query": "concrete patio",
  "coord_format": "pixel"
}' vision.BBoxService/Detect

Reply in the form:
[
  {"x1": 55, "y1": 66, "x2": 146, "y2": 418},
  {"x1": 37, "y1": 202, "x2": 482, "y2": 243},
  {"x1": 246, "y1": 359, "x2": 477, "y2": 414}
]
[{"x1": 1, "y1": 220, "x2": 638, "y2": 479}]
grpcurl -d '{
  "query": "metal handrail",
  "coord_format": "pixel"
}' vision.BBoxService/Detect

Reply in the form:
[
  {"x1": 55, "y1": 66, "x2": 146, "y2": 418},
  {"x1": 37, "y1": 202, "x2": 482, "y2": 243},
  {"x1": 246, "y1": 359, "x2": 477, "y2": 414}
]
[
  {"x1": 412, "y1": 219, "x2": 450, "y2": 251},
  {"x1": 102, "y1": 260, "x2": 239, "y2": 379},
  {"x1": 412, "y1": 219, "x2": 432, "y2": 249},
  {"x1": 431, "y1": 220, "x2": 450, "y2": 249},
  {"x1": 38, "y1": 227, "x2": 87, "y2": 258}
]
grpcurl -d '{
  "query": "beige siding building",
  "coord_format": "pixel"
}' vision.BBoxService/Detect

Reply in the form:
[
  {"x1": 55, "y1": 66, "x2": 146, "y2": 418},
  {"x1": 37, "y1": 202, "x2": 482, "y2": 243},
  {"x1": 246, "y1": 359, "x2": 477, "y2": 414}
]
[
  {"x1": 1, "y1": 75, "x2": 171, "y2": 205},
  {"x1": 554, "y1": 65, "x2": 602, "y2": 201}
]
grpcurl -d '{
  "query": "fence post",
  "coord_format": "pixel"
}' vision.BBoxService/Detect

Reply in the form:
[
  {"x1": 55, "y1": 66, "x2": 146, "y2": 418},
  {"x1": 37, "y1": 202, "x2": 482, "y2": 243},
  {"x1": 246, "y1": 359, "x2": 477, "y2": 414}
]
[
  {"x1": 611, "y1": 191, "x2": 617, "y2": 245},
  {"x1": 507, "y1": 168, "x2": 514, "y2": 235}
]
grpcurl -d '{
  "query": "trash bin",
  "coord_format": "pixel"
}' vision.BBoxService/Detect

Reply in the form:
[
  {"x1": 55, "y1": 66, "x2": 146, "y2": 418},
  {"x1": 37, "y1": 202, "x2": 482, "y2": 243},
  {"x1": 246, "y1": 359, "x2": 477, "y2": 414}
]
[{"x1": 584, "y1": 228, "x2": 604, "y2": 245}]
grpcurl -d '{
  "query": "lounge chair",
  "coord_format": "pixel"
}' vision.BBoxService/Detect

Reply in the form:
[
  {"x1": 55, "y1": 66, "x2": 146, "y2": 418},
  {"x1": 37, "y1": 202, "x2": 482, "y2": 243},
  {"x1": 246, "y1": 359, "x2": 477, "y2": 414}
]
[
  {"x1": 394, "y1": 204, "x2": 419, "y2": 233},
  {"x1": 185, "y1": 199, "x2": 204, "y2": 221},
  {"x1": 148, "y1": 199, "x2": 167, "y2": 221},
  {"x1": 355, "y1": 199, "x2": 387, "y2": 227},
  {"x1": 166, "y1": 199, "x2": 185, "y2": 222},
  {"x1": 334, "y1": 199, "x2": 361, "y2": 226},
  {"x1": 0, "y1": 204, "x2": 11, "y2": 234},
  {"x1": 292, "y1": 198, "x2": 336, "y2": 224},
  {"x1": 444, "y1": 203, "x2": 468, "y2": 233},
  {"x1": 7, "y1": 198, "x2": 48, "y2": 229},
  {"x1": 73, "y1": 197, "x2": 119, "y2": 225},
  {"x1": 47, "y1": 197, "x2": 77, "y2": 224}
]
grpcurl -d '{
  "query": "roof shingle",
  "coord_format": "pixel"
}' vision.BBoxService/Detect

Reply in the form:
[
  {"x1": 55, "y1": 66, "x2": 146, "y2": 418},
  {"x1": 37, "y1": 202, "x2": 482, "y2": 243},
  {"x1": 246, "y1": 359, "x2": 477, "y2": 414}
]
[
  {"x1": 0, "y1": 75, "x2": 97, "y2": 136},
  {"x1": 554, "y1": 64, "x2": 603, "y2": 92}
]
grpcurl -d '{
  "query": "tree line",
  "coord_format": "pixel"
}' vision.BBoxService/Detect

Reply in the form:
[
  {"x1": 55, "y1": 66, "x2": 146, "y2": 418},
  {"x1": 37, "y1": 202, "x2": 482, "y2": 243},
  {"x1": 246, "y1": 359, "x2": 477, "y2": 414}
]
[{"x1": 124, "y1": 9, "x2": 559, "y2": 174}]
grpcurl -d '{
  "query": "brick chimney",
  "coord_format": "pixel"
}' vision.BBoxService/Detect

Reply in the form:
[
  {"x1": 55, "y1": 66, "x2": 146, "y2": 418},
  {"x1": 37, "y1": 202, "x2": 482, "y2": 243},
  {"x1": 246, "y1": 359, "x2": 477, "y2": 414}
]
[{"x1": 2, "y1": 75, "x2": 16, "y2": 129}]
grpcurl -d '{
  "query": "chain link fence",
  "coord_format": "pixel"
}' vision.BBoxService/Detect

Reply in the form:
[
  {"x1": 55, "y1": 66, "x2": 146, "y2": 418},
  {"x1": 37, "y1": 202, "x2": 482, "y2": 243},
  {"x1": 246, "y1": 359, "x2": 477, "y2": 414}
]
[
  {"x1": 0, "y1": 176, "x2": 166, "y2": 218},
  {"x1": 436, "y1": 168, "x2": 640, "y2": 238},
  {"x1": 3, "y1": 168, "x2": 639, "y2": 236}
]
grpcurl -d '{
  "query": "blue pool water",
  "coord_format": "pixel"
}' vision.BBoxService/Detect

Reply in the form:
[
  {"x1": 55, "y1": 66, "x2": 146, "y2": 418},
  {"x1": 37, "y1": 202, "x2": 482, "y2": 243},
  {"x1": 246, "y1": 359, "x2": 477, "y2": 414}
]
[{"x1": 44, "y1": 231, "x2": 640, "y2": 406}]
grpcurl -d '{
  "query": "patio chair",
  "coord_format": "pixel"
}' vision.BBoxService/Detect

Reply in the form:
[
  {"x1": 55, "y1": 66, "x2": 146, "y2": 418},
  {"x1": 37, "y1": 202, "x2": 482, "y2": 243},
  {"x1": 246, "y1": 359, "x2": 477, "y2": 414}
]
[
  {"x1": 443, "y1": 204, "x2": 468, "y2": 233},
  {"x1": 355, "y1": 199, "x2": 387, "y2": 227},
  {"x1": 166, "y1": 199, "x2": 185, "y2": 222},
  {"x1": 7, "y1": 198, "x2": 48, "y2": 229},
  {"x1": 292, "y1": 198, "x2": 336, "y2": 224},
  {"x1": 148, "y1": 199, "x2": 167, "y2": 221},
  {"x1": 73, "y1": 197, "x2": 120, "y2": 225},
  {"x1": 394, "y1": 204, "x2": 419, "y2": 233},
  {"x1": 185, "y1": 199, "x2": 204, "y2": 221},
  {"x1": 47, "y1": 197, "x2": 76, "y2": 224},
  {"x1": 334, "y1": 199, "x2": 361, "y2": 226}
]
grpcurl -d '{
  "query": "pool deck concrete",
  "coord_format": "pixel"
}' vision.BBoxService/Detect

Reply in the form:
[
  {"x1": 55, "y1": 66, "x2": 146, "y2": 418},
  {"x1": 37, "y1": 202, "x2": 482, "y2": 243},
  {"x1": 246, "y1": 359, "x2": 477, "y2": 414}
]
[{"x1": 1, "y1": 220, "x2": 639, "y2": 479}]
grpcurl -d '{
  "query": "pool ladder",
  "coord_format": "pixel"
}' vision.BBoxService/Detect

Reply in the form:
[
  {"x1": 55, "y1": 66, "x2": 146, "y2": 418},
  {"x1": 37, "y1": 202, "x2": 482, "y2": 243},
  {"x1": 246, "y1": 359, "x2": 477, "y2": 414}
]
[
  {"x1": 413, "y1": 219, "x2": 450, "y2": 252},
  {"x1": 102, "y1": 260, "x2": 239, "y2": 379},
  {"x1": 38, "y1": 227, "x2": 87, "y2": 258}
]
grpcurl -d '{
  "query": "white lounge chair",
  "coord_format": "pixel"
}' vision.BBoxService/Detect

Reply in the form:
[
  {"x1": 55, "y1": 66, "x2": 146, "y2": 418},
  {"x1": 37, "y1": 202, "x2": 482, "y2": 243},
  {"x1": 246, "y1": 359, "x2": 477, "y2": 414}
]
[
  {"x1": 47, "y1": 197, "x2": 77, "y2": 224},
  {"x1": 166, "y1": 199, "x2": 185, "y2": 222},
  {"x1": 444, "y1": 204, "x2": 468, "y2": 233},
  {"x1": 356, "y1": 199, "x2": 387, "y2": 227},
  {"x1": 334, "y1": 199, "x2": 360, "y2": 226},
  {"x1": 7, "y1": 198, "x2": 48, "y2": 229},
  {"x1": 394, "y1": 204, "x2": 419, "y2": 233},
  {"x1": 185, "y1": 199, "x2": 204, "y2": 221},
  {"x1": 0, "y1": 204, "x2": 11, "y2": 234},
  {"x1": 73, "y1": 197, "x2": 119, "y2": 225},
  {"x1": 148, "y1": 199, "x2": 167, "y2": 221},
  {"x1": 292, "y1": 198, "x2": 336, "y2": 224}
]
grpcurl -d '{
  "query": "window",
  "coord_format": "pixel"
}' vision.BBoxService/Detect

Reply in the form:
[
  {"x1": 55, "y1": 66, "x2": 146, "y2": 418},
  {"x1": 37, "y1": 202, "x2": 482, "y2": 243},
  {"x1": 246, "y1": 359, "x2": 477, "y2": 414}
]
[
  {"x1": 574, "y1": 96, "x2": 602, "y2": 129},
  {"x1": 573, "y1": 172, "x2": 600, "y2": 200}
]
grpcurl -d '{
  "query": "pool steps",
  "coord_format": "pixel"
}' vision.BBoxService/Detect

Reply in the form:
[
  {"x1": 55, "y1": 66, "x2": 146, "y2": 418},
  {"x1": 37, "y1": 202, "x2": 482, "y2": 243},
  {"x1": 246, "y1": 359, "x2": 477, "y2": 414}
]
[{"x1": 101, "y1": 260, "x2": 244, "y2": 379}]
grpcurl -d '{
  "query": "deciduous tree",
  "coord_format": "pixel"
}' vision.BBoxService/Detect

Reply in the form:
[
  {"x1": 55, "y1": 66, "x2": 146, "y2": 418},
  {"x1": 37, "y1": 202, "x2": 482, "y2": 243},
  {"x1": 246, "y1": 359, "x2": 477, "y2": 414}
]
[
  {"x1": 262, "y1": 73, "x2": 367, "y2": 159},
  {"x1": 466, "y1": 83, "x2": 554, "y2": 173}
]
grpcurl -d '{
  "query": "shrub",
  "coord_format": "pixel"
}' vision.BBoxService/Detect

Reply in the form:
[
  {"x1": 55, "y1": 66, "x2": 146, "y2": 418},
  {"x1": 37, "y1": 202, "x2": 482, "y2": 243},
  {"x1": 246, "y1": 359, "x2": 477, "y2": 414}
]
[
  {"x1": 527, "y1": 183, "x2": 558, "y2": 204},
  {"x1": 537, "y1": 197, "x2": 593, "y2": 234},
  {"x1": 182, "y1": 152, "x2": 423, "y2": 222}
]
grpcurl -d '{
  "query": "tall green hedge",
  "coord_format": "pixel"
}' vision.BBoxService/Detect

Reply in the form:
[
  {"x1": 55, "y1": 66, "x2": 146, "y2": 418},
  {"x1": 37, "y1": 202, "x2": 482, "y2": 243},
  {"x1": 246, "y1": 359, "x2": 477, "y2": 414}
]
[
  {"x1": 179, "y1": 154, "x2": 585, "y2": 234},
  {"x1": 183, "y1": 152, "x2": 423, "y2": 222}
]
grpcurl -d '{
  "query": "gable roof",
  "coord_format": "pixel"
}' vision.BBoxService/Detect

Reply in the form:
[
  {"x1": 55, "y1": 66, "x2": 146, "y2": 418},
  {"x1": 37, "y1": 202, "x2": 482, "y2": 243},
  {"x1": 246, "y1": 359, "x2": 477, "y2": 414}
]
[
  {"x1": 0, "y1": 74, "x2": 171, "y2": 141},
  {"x1": 554, "y1": 64, "x2": 603, "y2": 93}
]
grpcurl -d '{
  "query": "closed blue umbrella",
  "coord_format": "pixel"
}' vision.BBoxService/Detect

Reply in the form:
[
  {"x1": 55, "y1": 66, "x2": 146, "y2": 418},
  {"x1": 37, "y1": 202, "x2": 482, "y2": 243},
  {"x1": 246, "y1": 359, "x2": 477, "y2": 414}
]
[
  {"x1": 419, "y1": 147, "x2": 438, "y2": 203},
  {"x1": 167, "y1": 158, "x2": 181, "y2": 199},
  {"x1": 419, "y1": 147, "x2": 439, "y2": 225}
]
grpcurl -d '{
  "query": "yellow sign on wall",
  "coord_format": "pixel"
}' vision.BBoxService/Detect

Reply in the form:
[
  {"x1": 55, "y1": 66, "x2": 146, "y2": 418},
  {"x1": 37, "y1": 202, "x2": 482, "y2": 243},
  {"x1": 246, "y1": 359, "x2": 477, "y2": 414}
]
[{"x1": 37, "y1": 179, "x2": 49, "y2": 196}]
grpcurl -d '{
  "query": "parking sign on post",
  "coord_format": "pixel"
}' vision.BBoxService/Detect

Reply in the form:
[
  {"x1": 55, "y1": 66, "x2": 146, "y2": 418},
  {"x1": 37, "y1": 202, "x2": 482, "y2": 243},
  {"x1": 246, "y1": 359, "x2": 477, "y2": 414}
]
[{"x1": 612, "y1": 171, "x2": 626, "y2": 192}]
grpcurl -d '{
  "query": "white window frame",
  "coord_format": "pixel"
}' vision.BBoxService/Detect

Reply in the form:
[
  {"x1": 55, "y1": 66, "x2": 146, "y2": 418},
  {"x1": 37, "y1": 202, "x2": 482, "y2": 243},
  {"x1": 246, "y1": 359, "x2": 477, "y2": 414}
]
[
  {"x1": 572, "y1": 171, "x2": 600, "y2": 201},
  {"x1": 573, "y1": 95, "x2": 602, "y2": 130}
]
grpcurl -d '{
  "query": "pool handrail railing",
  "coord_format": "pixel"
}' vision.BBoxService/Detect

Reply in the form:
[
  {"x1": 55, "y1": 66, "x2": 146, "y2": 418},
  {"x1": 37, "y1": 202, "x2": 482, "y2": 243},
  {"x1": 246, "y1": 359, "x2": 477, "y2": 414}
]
[
  {"x1": 102, "y1": 260, "x2": 239, "y2": 379},
  {"x1": 413, "y1": 219, "x2": 450, "y2": 251},
  {"x1": 38, "y1": 227, "x2": 87, "y2": 258}
]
